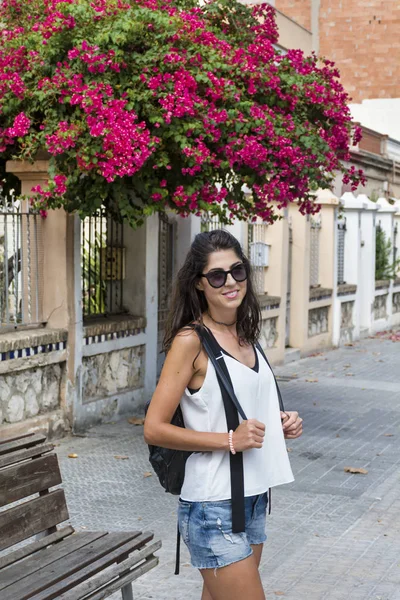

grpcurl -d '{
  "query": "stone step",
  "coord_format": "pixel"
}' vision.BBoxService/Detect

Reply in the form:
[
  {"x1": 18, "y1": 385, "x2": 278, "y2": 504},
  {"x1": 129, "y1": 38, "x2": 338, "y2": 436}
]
[{"x1": 284, "y1": 347, "x2": 301, "y2": 364}]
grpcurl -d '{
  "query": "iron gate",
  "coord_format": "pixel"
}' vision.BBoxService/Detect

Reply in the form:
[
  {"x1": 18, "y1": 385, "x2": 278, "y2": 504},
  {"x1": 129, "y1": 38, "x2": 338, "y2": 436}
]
[
  {"x1": 81, "y1": 210, "x2": 125, "y2": 319},
  {"x1": 0, "y1": 197, "x2": 42, "y2": 330}
]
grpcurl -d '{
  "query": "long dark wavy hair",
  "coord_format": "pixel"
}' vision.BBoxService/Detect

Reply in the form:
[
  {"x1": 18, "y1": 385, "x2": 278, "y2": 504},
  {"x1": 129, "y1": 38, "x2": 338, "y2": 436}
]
[{"x1": 163, "y1": 229, "x2": 261, "y2": 351}]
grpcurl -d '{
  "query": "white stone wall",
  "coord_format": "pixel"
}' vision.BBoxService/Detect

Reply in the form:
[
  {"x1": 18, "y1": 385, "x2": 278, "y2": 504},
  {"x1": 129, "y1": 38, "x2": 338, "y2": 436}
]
[
  {"x1": 393, "y1": 291, "x2": 400, "y2": 315},
  {"x1": 260, "y1": 317, "x2": 279, "y2": 349},
  {"x1": 82, "y1": 345, "x2": 144, "y2": 403},
  {"x1": 339, "y1": 300, "x2": 355, "y2": 344},
  {"x1": 0, "y1": 363, "x2": 64, "y2": 425},
  {"x1": 374, "y1": 293, "x2": 388, "y2": 321},
  {"x1": 308, "y1": 306, "x2": 329, "y2": 337}
]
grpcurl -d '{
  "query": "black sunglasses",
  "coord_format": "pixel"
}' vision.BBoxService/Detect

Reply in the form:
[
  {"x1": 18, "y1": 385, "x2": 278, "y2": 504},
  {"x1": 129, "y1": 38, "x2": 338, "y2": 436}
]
[{"x1": 200, "y1": 263, "x2": 248, "y2": 289}]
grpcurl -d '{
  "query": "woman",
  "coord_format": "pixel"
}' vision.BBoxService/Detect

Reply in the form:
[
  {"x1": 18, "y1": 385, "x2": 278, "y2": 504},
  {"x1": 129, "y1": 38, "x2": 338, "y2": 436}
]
[{"x1": 144, "y1": 229, "x2": 303, "y2": 600}]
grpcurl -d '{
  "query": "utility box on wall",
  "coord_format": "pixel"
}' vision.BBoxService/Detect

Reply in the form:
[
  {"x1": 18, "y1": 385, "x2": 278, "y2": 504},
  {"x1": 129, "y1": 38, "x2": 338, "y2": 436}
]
[{"x1": 250, "y1": 241, "x2": 270, "y2": 267}]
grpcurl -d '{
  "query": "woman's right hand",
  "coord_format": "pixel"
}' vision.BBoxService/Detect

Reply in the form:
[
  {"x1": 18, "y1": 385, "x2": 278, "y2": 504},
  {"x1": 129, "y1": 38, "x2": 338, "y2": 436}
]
[{"x1": 232, "y1": 419, "x2": 265, "y2": 452}]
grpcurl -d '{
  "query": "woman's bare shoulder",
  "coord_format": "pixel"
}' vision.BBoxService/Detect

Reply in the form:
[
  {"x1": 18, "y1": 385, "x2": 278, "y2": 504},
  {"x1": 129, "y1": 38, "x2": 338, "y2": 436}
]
[
  {"x1": 166, "y1": 327, "x2": 206, "y2": 375},
  {"x1": 173, "y1": 326, "x2": 202, "y2": 351}
]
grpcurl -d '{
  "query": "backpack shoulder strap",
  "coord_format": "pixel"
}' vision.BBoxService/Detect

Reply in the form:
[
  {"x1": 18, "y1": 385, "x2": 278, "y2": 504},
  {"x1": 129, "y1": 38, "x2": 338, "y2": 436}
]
[
  {"x1": 255, "y1": 341, "x2": 285, "y2": 413},
  {"x1": 195, "y1": 325, "x2": 248, "y2": 421},
  {"x1": 194, "y1": 324, "x2": 246, "y2": 533}
]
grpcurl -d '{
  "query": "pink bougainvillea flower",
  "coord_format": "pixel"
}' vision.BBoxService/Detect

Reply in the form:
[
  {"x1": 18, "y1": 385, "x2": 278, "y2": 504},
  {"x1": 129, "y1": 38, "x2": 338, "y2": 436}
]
[{"x1": 0, "y1": 0, "x2": 364, "y2": 225}]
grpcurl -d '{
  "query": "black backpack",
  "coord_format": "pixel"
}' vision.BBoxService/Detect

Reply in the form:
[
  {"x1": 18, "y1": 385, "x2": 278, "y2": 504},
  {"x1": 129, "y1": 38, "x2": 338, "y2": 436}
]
[{"x1": 144, "y1": 402, "x2": 190, "y2": 495}]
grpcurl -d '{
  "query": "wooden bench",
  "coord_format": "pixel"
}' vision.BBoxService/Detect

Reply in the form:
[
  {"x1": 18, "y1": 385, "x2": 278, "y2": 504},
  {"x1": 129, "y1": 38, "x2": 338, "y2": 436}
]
[{"x1": 0, "y1": 432, "x2": 160, "y2": 600}]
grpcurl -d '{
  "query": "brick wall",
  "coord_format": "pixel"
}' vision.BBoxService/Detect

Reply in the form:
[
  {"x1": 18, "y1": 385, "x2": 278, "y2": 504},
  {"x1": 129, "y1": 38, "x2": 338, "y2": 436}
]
[
  {"x1": 320, "y1": 1, "x2": 400, "y2": 102},
  {"x1": 275, "y1": 0, "x2": 312, "y2": 31},
  {"x1": 275, "y1": 0, "x2": 400, "y2": 103}
]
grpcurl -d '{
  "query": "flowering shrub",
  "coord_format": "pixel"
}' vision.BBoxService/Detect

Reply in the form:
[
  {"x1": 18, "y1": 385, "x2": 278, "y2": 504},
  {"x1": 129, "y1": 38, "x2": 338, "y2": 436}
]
[{"x1": 0, "y1": 0, "x2": 364, "y2": 225}]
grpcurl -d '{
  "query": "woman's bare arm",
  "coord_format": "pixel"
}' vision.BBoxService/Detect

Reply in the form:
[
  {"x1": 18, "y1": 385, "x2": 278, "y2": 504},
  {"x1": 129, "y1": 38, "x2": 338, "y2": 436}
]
[{"x1": 144, "y1": 329, "x2": 230, "y2": 452}]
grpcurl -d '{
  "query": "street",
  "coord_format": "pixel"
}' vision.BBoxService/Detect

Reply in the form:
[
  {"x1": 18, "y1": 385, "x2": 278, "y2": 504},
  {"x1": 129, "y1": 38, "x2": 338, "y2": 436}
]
[{"x1": 57, "y1": 333, "x2": 400, "y2": 600}]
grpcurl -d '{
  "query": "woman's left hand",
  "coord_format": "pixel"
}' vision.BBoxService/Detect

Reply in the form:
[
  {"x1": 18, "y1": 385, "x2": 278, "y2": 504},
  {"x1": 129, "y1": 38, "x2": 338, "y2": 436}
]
[{"x1": 281, "y1": 411, "x2": 303, "y2": 439}]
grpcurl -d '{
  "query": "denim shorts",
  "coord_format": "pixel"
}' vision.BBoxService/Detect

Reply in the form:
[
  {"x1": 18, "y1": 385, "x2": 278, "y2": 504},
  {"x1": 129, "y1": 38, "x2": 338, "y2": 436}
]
[{"x1": 178, "y1": 492, "x2": 269, "y2": 570}]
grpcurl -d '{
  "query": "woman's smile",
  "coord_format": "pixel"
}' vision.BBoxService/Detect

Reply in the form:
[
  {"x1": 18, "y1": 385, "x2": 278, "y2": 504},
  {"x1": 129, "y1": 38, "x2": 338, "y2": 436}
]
[{"x1": 222, "y1": 289, "x2": 240, "y2": 300}]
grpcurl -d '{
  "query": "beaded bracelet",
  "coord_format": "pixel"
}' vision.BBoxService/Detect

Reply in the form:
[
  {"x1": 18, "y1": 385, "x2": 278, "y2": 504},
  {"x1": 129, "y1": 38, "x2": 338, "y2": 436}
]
[{"x1": 228, "y1": 430, "x2": 236, "y2": 455}]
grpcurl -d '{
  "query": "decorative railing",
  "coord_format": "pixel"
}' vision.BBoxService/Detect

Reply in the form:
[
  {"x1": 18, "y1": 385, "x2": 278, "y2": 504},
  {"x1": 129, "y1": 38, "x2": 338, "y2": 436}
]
[
  {"x1": 81, "y1": 209, "x2": 125, "y2": 319},
  {"x1": 0, "y1": 197, "x2": 42, "y2": 330}
]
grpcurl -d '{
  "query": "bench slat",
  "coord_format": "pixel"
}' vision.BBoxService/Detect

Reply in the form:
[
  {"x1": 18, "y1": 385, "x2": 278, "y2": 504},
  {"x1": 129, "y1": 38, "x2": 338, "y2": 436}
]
[
  {"x1": 0, "y1": 526, "x2": 74, "y2": 570},
  {"x1": 0, "y1": 443, "x2": 54, "y2": 470},
  {"x1": 0, "y1": 489, "x2": 69, "y2": 551},
  {"x1": 0, "y1": 454, "x2": 62, "y2": 507},
  {"x1": 85, "y1": 556, "x2": 159, "y2": 600},
  {"x1": 0, "y1": 532, "x2": 108, "y2": 591},
  {"x1": 3, "y1": 531, "x2": 145, "y2": 600},
  {"x1": 0, "y1": 433, "x2": 38, "y2": 446},
  {"x1": 0, "y1": 434, "x2": 47, "y2": 456},
  {"x1": 58, "y1": 541, "x2": 161, "y2": 600}
]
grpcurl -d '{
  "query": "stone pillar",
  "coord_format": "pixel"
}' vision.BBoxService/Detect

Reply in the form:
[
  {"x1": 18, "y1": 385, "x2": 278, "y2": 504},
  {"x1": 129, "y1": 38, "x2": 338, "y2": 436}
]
[
  {"x1": 392, "y1": 200, "x2": 400, "y2": 327},
  {"x1": 264, "y1": 211, "x2": 288, "y2": 363},
  {"x1": 288, "y1": 189, "x2": 337, "y2": 355},
  {"x1": 375, "y1": 197, "x2": 397, "y2": 328},
  {"x1": 358, "y1": 194, "x2": 378, "y2": 334},
  {"x1": 65, "y1": 214, "x2": 83, "y2": 429},
  {"x1": 6, "y1": 160, "x2": 69, "y2": 329},
  {"x1": 122, "y1": 223, "x2": 146, "y2": 316},
  {"x1": 287, "y1": 203, "x2": 310, "y2": 350},
  {"x1": 332, "y1": 193, "x2": 363, "y2": 346},
  {"x1": 144, "y1": 214, "x2": 159, "y2": 402},
  {"x1": 318, "y1": 189, "x2": 339, "y2": 291},
  {"x1": 176, "y1": 214, "x2": 201, "y2": 270}
]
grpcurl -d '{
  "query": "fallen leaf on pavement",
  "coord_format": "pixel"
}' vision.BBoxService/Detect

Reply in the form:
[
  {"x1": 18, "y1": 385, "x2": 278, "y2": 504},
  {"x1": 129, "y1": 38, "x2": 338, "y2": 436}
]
[
  {"x1": 336, "y1": 434, "x2": 341, "y2": 438},
  {"x1": 128, "y1": 417, "x2": 145, "y2": 426},
  {"x1": 345, "y1": 373, "x2": 354, "y2": 377},
  {"x1": 274, "y1": 592, "x2": 285, "y2": 597},
  {"x1": 305, "y1": 378, "x2": 318, "y2": 383},
  {"x1": 143, "y1": 471, "x2": 153, "y2": 478},
  {"x1": 287, "y1": 447, "x2": 293, "y2": 452},
  {"x1": 114, "y1": 455, "x2": 129, "y2": 460},
  {"x1": 344, "y1": 466, "x2": 368, "y2": 475},
  {"x1": 68, "y1": 453, "x2": 78, "y2": 459},
  {"x1": 383, "y1": 433, "x2": 394, "y2": 437}
]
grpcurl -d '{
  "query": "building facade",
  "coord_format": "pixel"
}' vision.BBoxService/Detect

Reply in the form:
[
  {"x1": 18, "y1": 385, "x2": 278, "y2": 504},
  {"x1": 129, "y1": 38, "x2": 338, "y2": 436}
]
[{"x1": 274, "y1": 0, "x2": 400, "y2": 103}]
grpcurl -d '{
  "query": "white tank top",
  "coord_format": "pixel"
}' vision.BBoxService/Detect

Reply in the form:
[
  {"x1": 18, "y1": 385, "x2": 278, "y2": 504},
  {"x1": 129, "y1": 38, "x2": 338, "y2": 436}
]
[{"x1": 180, "y1": 344, "x2": 294, "y2": 502}]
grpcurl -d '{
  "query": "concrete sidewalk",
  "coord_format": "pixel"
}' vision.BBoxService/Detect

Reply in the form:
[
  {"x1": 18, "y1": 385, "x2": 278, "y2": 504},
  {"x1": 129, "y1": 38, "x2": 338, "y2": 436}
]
[{"x1": 57, "y1": 333, "x2": 400, "y2": 600}]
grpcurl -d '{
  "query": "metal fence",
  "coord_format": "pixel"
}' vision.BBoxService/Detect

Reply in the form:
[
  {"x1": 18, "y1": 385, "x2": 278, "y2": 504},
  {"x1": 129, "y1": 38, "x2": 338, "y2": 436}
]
[
  {"x1": 337, "y1": 218, "x2": 347, "y2": 285},
  {"x1": 201, "y1": 212, "x2": 223, "y2": 232},
  {"x1": 310, "y1": 218, "x2": 322, "y2": 288},
  {"x1": 81, "y1": 210, "x2": 125, "y2": 319},
  {"x1": 247, "y1": 221, "x2": 268, "y2": 295},
  {"x1": 158, "y1": 212, "x2": 175, "y2": 330},
  {"x1": 0, "y1": 197, "x2": 42, "y2": 330}
]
